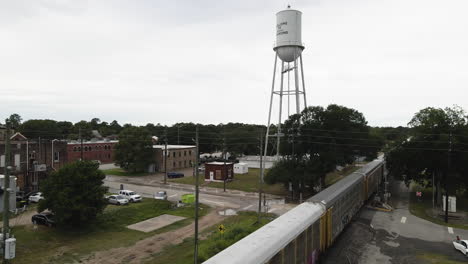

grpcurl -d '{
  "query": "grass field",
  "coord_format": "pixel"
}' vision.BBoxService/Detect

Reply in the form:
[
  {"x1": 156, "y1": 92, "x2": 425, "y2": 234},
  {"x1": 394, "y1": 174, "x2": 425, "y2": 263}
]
[
  {"x1": 169, "y1": 168, "x2": 288, "y2": 196},
  {"x1": 13, "y1": 198, "x2": 209, "y2": 264},
  {"x1": 101, "y1": 168, "x2": 152, "y2": 177},
  {"x1": 144, "y1": 211, "x2": 275, "y2": 264},
  {"x1": 409, "y1": 185, "x2": 468, "y2": 230},
  {"x1": 418, "y1": 253, "x2": 467, "y2": 264},
  {"x1": 170, "y1": 165, "x2": 360, "y2": 196}
]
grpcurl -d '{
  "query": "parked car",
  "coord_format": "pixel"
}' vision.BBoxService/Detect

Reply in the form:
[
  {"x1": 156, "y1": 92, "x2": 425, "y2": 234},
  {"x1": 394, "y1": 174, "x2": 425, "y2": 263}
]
[
  {"x1": 453, "y1": 239, "x2": 468, "y2": 256},
  {"x1": 29, "y1": 192, "x2": 44, "y2": 203},
  {"x1": 16, "y1": 191, "x2": 25, "y2": 202},
  {"x1": 32, "y1": 212, "x2": 55, "y2": 227},
  {"x1": 118, "y1": 190, "x2": 142, "y2": 202},
  {"x1": 154, "y1": 191, "x2": 168, "y2": 200},
  {"x1": 107, "y1": 194, "x2": 129, "y2": 205},
  {"x1": 167, "y1": 172, "x2": 184, "y2": 179}
]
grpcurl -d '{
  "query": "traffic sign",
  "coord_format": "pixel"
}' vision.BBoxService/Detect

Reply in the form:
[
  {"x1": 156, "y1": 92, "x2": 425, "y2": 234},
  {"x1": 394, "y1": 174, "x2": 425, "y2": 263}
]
[{"x1": 218, "y1": 224, "x2": 226, "y2": 234}]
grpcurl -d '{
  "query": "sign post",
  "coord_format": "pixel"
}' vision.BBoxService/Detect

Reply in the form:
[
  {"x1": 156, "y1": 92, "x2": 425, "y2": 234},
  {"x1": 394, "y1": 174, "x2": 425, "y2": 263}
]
[{"x1": 416, "y1": 191, "x2": 422, "y2": 202}]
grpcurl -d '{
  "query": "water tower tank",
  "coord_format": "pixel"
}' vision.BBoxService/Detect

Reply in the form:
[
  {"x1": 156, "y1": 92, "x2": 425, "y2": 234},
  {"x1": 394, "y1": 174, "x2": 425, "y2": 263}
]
[{"x1": 274, "y1": 7, "x2": 304, "y2": 62}]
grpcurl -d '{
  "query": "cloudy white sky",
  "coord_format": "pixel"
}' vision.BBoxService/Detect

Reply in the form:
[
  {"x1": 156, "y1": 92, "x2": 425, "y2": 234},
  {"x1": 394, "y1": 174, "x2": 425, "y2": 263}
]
[{"x1": 1, "y1": 0, "x2": 467, "y2": 127}]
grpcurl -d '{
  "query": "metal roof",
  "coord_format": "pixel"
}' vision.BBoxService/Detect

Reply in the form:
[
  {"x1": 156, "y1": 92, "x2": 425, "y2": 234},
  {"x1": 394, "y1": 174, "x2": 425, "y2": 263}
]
[
  {"x1": 206, "y1": 162, "x2": 234, "y2": 165},
  {"x1": 68, "y1": 140, "x2": 118, "y2": 145},
  {"x1": 152, "y1": 145, "x2": 196, "y2": 150}
]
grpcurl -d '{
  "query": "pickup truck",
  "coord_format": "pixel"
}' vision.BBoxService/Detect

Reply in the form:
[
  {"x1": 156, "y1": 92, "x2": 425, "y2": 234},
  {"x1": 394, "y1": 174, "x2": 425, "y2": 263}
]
[
  {"x1": 118, "y1": 190, "x2": 142, "y2": 203},
  {"x1": 453, "y1": 239, "x2": 468, "y2": 256}
]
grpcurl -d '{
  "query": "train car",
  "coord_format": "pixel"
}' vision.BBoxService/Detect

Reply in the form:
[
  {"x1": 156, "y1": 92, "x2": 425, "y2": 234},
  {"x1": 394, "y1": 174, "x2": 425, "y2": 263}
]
[
  {"x1": 361, "y1": 159, "x2": 385, "y2": 199},
  {"x1": 308, "y1": 172, "x2": 366, "y2": 250},
  {"x1": 204, "y1": 158, "x2": 385, "y2": 264},
  {"x1": 308, "y1": 157, "x2": 385, "y2": 251},
  {"x1": 204, "y1": 202, "x2": 325, "y2": 264}
]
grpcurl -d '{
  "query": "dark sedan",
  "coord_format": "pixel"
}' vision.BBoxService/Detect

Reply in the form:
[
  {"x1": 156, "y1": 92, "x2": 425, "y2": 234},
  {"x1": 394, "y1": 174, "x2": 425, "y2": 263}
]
[
  {"x1": 167, "y1": 172, "x2": 184, "y2": 179},
  {"x1": 32, "y1": 212, "x2": 55, "y2": 227}
]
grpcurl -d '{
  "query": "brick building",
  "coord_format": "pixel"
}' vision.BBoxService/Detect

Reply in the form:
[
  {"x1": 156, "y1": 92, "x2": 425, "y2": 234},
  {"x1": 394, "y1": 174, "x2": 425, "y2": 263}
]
[
  {"x1": 0, "y1": 130, "x2": 68, "y2": 192},
  {"x1": 67, "y1": 140, "x2": 118, "y2": 164},
  {"x1": 204, "y1": 162, "x2": 234, "y2": 182},
  {"x1": 153, "y1": 145, "x2": 196, "y2": 172}
]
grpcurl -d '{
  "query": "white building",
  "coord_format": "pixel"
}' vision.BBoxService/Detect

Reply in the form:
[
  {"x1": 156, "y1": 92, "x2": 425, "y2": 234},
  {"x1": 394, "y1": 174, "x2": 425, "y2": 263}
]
[
  {"x1": 238, "y1": 156, "x2": 279, "y2": 169},
  {"x1": 234, "y1": 163, "x2": 249, "y2": 174}
]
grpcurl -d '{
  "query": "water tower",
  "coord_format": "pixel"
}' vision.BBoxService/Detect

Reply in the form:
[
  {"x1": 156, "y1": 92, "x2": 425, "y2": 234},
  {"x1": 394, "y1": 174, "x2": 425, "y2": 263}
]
[{"x1": 265, "y1": 6, "x2": 307, "y2": 157}]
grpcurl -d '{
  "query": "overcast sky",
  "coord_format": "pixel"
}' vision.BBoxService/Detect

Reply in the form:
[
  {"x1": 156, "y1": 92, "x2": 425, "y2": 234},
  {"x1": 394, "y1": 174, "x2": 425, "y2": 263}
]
[{"x1": 1, "y1": 0, "x2": 467, "y2": 127}]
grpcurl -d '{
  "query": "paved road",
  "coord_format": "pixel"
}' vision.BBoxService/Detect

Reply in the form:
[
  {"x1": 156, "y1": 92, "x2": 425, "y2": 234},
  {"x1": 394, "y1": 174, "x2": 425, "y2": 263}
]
[
  {"x1": 104, "y1": 176, "x2": 295, "y2": 216},
  {"x1": 367, "y1": 181, "x2": 468, "y2": 243},
  {"x1": 323, "y1": 180, "x2": 468, "y2": 264}
]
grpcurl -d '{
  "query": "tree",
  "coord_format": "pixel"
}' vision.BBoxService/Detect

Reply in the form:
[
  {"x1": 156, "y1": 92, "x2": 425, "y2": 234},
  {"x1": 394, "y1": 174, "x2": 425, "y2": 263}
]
[
  {"x1": 109, "y1": 120, "x2": 123, "y2": 135},
  {"x1": 265, "y1": 158, "x2": 321, "y2": 197},
  {"x1": 19, "y1": 119, "x2": 62, "y2": 139},
  {"x1": 74, "y1": 120, "x2": 93, "y2": 139},
  {"x1": 114, "y1": 127, "x2": 155, "y2": 172},
  {"x1": 38, "y1": 161, "x2": 108, "y2": 227},
  {"x1": 266, "y1": 104, "x2": 378, "y2": 198},
  {"x1": 223, "y1": 123, "x2": 265, "y2": 156},
  {"x1": 90, "y1": 118, "x2": 101, "y2": 130},
  {"x1": 385, "y1": 106, "x2": 468, "y2": 222},
  {"x1": 8, "y1": 113, "x2": 22, "y2": 129},
  {"x1": 57, "y1": 121, "x2": 74, "y2": 139}
]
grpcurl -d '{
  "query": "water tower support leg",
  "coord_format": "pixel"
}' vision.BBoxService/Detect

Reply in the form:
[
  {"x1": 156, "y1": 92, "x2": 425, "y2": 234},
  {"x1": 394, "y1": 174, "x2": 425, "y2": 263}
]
[
  {"x1": 277, "y1": 61, "x2": 285, "y2": 158},
  {"x1": 265, "y1": 53, "x2": 278, "y2": 159},
  {"x1": 294, "y1": 58, "x2": 301, "y2": 114},
  {"x1": 299, "y1": 55, "x2": 307, "y2": 108}
]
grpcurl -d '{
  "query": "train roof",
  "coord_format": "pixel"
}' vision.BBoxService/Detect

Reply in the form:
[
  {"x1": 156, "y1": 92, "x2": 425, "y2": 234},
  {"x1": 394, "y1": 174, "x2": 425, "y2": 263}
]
[
  {"x1": 308, "y1": 159, "x2": 383, "y2": 207},
  {"x1": 358, "y1": 159, "x2": 384, "y2": 175},
  {"x1": 204, "y1": 202, "x2": 324, "y2": 264}
]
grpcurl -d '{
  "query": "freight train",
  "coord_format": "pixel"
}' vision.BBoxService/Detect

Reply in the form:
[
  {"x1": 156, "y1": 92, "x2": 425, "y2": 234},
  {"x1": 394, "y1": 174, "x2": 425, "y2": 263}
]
[{"x1": 204, "y1": 157, "x2": 385, "y2": 264}]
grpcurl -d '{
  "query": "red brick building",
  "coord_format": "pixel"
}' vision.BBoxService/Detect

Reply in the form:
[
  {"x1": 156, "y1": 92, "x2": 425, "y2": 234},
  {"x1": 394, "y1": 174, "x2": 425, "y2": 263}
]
[
  {"x1": 67, "y1": 140, "x2": 118, "y2": 164},
  {"x1": 204, "y1": 162, "x2": 234, "y2": 182},
  {"x1": 0, "y1": 131, "x2": 68, "y2": 192}
]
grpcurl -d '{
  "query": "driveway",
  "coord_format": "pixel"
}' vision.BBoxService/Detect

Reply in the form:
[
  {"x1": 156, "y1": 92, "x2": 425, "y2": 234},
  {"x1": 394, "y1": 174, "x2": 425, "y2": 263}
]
[{"x1": 1, "y1": 206, "x2": 38, "y2": 227}]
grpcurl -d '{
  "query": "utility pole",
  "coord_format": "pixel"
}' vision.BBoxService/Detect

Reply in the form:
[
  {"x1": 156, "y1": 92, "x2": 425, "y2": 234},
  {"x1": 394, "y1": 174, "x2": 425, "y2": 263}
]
[
  {"x1": 445, "y1": 132, "x2": 452, "y2": 223},
  {"x1": 257, "y1": 129, "x2": 264, "y2": 223},
  {"x1": 223, "y1": 127, "x2": 227, "y2": 192},
  {"x1": 432, "y1": 172, "x2": 435, "y2": 209},
  {"x1": 38, "y1": 137, "x2": 41, "y2": 162},
  {"x1": 164, "y1": 128, "x2": 168, "y2": 185},
  {"x1": 79, "y1": 128, "x2": 83, "y2": 161},
  {"x1": 3, "y1": 119, "x2": 11, "y2": 263},
  {"x1": 193, "y1": 126, "x2": 199, "y2": 264}
]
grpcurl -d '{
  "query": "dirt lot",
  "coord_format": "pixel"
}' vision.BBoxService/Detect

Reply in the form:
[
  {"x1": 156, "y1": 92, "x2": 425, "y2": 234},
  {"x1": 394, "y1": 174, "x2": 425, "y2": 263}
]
[{"x1": 79, "y1": 210, "x2": 225, "y2": 264}]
